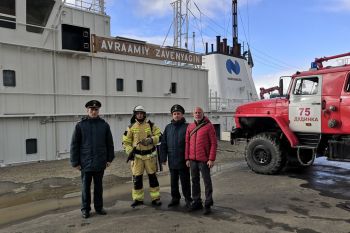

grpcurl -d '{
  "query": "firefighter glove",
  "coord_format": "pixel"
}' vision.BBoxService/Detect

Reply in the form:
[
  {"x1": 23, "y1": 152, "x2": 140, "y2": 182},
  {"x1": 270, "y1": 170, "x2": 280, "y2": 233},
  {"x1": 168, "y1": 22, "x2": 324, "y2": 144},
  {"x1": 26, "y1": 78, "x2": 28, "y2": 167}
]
[
  {"x1": 126, "y1": 149, "x2": 135, "y2": 163},
  {"x1": 140, "y1": 137, "x2": 153, "y2": 146}
]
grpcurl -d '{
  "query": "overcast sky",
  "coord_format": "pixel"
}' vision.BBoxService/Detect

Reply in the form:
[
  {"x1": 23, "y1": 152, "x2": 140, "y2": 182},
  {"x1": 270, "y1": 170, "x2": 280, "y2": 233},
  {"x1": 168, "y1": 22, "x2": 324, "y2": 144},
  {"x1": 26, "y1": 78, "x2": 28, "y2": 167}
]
[{"x1": 84, "y1": 0, "x2": 350, "y2": 91}]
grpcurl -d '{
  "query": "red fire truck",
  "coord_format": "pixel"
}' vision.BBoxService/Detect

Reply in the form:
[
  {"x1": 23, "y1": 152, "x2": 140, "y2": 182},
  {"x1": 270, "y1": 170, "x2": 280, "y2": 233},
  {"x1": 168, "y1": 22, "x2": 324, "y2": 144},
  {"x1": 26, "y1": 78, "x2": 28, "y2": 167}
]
[{"x1": 231, "y1": 52, "x2": 350, "y2": 174}]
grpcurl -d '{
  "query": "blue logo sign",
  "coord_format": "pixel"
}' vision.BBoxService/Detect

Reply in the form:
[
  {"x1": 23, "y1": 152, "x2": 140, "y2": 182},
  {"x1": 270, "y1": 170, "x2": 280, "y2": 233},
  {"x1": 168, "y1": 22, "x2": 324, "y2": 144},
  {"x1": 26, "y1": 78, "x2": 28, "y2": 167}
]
[{"x1": 226, "y1": 59, "x2": 240, "y2": 75}]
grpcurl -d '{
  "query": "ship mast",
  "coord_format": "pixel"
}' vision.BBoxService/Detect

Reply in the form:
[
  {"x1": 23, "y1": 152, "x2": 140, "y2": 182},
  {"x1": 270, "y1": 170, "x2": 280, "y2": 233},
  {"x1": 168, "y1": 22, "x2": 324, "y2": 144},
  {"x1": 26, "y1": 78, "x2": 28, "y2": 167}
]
[
  {"x1": 171, "y1": 0, "x2": 189, "y2": 49},
  {"x1": 232, "y1": 0, "x2": 238, "y2": 47},
  {"x1": 232, "y1": 0, "x2": 241, "y2": 57}
]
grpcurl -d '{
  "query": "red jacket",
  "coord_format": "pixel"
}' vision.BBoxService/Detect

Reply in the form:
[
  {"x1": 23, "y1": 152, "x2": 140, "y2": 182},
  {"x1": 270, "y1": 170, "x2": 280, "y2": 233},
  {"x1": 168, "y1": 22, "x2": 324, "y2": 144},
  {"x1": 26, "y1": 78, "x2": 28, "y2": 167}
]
[{"x1": 185, "y1": 117, "x2": 217, "y2": 162}]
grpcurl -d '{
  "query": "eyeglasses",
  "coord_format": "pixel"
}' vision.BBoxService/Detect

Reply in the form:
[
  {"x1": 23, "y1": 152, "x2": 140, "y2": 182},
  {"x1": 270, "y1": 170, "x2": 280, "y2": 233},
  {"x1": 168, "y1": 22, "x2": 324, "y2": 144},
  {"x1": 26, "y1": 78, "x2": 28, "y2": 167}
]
[{"x1": 89, "y1": 108, "x2": 99, "y2": 111}]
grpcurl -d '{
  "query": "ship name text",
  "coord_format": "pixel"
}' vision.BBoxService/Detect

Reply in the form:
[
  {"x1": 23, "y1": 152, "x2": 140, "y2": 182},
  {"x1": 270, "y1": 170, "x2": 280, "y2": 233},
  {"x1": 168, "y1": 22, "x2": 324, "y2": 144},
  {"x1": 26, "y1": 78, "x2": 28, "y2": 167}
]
[{"x1": 92, "y1": 35, "x2": 202, "y2": 65}]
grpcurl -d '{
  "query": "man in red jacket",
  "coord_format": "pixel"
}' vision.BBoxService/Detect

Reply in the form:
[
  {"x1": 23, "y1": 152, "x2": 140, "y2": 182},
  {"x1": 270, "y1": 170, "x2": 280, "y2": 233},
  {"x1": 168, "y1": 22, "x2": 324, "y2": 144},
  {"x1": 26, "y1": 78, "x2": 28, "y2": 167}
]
[{"x1": 185, "y1": 107, "x2": 217, "y2": 215}]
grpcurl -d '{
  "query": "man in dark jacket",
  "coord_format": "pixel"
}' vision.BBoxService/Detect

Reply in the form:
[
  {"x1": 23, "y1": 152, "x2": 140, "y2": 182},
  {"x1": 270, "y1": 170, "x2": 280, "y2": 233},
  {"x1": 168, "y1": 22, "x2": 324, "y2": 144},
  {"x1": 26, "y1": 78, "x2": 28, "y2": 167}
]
[
  {"x1": 160, "y1": 104, "x2": 192, "y2": 208},
  {"x1": 70, "y1": 100, "x2": 115, "y2": 219},
  {"x1": 185, "y1": 106, "x2": 217, "y2": 215}
]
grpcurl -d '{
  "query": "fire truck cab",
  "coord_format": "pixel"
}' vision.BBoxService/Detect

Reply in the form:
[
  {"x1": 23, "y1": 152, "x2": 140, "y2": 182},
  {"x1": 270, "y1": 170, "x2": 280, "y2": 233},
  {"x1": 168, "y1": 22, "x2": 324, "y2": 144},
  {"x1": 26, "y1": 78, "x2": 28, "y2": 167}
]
[{"x1": 231, "y1": 52, "x2": 350, "y2": 174}]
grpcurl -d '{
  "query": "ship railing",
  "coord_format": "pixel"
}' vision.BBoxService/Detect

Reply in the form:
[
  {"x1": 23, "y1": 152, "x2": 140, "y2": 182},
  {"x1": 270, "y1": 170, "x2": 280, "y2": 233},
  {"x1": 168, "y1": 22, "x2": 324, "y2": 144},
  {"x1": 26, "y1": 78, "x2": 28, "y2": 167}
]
[
  {"x1": 209, "y1": 97, "x2": 257, "y2": 112},
  {"x1": 62, "y1": 0, "x2": 105, "y2": 14}
]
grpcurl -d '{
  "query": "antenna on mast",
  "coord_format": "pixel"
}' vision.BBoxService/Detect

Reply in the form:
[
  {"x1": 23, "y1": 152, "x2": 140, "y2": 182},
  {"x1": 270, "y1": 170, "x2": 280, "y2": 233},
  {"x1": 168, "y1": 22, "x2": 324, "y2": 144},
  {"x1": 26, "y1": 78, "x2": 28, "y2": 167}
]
[
  {"x1": 232, "y1": 0, "x2": 241, "y2": 57},
  {"x1": 232, "y1": 0, "x2": 238, "y2": 45},
  {"x1": 171, "y1": 0, "x2": 189, "y2": 49},
  {"x1": 192, "y1": 31, "x2": 195, "y2": 52},
  {"x1": 98, "y1": 0, "x2": 105, "y2": 14}
]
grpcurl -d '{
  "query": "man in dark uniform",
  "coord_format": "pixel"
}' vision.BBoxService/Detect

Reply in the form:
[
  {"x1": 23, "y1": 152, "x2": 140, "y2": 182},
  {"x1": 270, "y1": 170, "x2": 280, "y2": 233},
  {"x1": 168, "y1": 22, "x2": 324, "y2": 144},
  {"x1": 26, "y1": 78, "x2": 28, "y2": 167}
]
[
  {"x1": 70, "y1": 100, "x2": 115, "y2": 218},
  {"x1": 160, "y1": 104, "x2": 192, "y2": 209}
]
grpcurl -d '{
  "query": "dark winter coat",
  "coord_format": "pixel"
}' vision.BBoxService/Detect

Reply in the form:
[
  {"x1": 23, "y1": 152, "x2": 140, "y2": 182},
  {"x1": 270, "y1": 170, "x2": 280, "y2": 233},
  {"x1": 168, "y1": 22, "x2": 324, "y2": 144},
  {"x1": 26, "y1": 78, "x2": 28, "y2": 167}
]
[
  {"x1": 185, "y1": 116, "x2": 217, "y2": 162},
  {"x1": 70, "y1": 117, "x2": 115, "y2": 172},
  {"x1": 160, "y1": 118, "x2": 188, "y2": 169}
]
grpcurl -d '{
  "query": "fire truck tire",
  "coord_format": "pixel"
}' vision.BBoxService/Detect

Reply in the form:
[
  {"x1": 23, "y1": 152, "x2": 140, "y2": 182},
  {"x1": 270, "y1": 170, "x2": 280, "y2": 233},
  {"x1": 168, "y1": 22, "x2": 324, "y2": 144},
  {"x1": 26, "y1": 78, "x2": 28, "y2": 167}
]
[{"x1": 245, "y1": 133, "x2": 286, "y2": 174}]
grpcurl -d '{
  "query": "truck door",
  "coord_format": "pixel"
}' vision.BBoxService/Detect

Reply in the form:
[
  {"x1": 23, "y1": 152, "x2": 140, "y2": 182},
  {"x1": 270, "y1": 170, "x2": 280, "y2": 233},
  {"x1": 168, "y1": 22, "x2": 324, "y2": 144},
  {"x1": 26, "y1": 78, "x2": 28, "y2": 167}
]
[
  {"x1": 289, "y1": 76, "x2": 322, "y2": 133},
  {"x1": 339, "y1": 73, "x2": 350, "y2": 132}
]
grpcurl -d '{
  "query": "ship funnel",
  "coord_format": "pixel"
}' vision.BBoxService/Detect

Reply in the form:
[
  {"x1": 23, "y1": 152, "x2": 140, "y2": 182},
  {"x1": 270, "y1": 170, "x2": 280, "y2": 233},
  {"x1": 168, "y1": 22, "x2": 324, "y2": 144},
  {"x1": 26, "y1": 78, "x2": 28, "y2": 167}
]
[
  {"x1": 216, "y1": 36, "x2": 221, "y2": 53},
  {"x1": 223, "y1": 38, "x2": 227, "y2": 54}
]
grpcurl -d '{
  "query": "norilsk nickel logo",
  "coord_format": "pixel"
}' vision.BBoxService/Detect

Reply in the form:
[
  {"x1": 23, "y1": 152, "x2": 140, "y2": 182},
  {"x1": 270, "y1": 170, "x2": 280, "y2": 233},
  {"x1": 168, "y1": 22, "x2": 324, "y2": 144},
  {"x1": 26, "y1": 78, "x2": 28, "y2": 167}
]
[{"x1": 226, "y1": 59, "x2": 240, "y2": 75}]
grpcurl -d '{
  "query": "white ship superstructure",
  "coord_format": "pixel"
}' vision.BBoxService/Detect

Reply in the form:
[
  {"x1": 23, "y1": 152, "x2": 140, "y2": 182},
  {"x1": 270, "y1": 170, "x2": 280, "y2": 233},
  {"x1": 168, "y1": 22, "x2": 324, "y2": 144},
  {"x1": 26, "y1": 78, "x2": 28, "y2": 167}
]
[
  {"x1": 203, "y1": 37, "x2": 258, "y2": 137},
  {"x1": 0, "y1": 0, "x2": 208, "y2": 165},
  {"x1": 203, "y1": 50, "x2": 258, "y2": 137},
  {"x1": 203, "y1": 0, "x2": 258, "y2": 137},
  {"x1": 0, "y1": 0, "x2": 258, "y2": 165}
]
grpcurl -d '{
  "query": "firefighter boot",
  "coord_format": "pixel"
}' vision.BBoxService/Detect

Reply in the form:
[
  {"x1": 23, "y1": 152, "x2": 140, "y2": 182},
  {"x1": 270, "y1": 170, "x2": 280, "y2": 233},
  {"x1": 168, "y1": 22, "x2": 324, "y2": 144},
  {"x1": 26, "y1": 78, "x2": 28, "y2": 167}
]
[
  {"x1": 152, "y1": 199, "x2": 162, "y2": 206},
  {"x1": 131, "y1": 200, "x2": 144, "y2": 208}
]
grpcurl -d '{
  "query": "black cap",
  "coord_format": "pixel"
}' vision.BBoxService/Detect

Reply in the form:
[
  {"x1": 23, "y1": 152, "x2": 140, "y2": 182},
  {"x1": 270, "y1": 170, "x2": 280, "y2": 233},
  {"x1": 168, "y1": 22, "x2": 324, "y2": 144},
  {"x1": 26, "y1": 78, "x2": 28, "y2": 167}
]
[
  {"x1": 171, "y1": 104, "x2": 185, "y2": 114},
  {"x1": 85, "y1": 100, "x2": 101, "y2": 109}
]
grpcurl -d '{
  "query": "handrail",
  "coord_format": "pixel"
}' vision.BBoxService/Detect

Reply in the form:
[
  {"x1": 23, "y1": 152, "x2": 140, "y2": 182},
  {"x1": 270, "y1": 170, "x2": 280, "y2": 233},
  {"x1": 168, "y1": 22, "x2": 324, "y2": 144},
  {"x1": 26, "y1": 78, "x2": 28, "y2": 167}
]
[{"x1": 62, "y1": 0, "x2": 105, "y2": 14}]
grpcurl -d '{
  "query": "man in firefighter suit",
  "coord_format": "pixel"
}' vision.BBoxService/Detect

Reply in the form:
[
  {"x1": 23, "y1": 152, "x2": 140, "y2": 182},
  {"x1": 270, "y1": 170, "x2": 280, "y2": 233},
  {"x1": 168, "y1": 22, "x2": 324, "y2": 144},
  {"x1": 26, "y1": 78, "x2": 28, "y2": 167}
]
[{"x1": 123, "y1": 105, "x2": 162, "y2": 208}]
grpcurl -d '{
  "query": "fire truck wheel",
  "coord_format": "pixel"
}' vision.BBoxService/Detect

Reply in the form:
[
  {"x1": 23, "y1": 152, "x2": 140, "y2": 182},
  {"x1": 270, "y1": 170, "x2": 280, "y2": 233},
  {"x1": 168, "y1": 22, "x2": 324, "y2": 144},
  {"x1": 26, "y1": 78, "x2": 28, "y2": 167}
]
[{"x1": 245, "y1": 133, "x2": 286, "y2": 175}]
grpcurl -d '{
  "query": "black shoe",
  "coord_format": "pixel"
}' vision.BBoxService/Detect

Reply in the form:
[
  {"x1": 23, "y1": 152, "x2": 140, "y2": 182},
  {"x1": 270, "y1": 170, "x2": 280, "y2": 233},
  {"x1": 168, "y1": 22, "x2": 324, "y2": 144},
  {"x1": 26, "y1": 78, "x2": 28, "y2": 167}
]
[
  {"x1": 185, "y1": 201, "x2": 192, "y2": 209},
  {"x1": 131, "y1": 200, "x2": 144, "y2": 208},
  {"x1": 344, "y1": 203, "x2": 350, "y2": 209},
  {"x1": 168, "y1": 199, "x2": 180, "y2": 207},
  {"x1": 190, "y1": 202, "x2": 203, "y2": 211},
  {"x1": 152, "y1": 199, "x2": 162, "y2": 206},
  {"x1": 204, "y1": 206, "x2": 211, "y2": 215},
  {"x1": 82, "y1": 210, "x2": 90, "y2": 219},
  {"x1": 96, "y1": 208, "x2": 107, "y2": 215}
]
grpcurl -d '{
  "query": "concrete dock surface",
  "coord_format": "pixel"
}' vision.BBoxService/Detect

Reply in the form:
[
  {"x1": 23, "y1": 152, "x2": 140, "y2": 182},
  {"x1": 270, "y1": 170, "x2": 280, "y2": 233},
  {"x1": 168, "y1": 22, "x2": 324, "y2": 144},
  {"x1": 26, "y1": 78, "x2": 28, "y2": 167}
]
[{"x1": 0, "y1": 141, "x2": 349, "y2": 233}]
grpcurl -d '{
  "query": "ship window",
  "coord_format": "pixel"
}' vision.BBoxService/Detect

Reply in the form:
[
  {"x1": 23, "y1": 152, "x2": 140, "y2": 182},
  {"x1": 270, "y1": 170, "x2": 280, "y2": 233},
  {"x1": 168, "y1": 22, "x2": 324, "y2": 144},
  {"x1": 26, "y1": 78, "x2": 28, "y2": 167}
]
[
  {"x1": 26, "y1": 0, "x2": 55, "y2": 33},
  {"x1": 0, "y1": 15, "x2": 16, "y2": 29},
  {"x1": 0, "y1": 0, "x2": 16, "y2": 29},
  {"x1": 26, "y1": 138, "x2": 37, "y2": 154},
  {"x1": 171, "y1": 82, "x2": 177, "y2": 94},
  {"x1": 116, "y1": 78, "x2": 124, "y2": 91},
  {"x1": 345, "y1": 74, "x2": 350, "y2": 92},
  {"x1": 293, "y1": 77, "x2": 318, "y2": 95},
  {"x1": 136, "y1": 80, "x2": 143, "y2": 92},
  {"x1": 3, "y1": 70, "x2": 16, "y2": 87},
  {"x1": 0, "y1": 0, "x2": 15, "y2": 15},
  {"x1": 62, "y1": 24, "x2": 91, "y2": 52},
  {"x1": 81, "y1": 76, "x2": 90, "y2": 90}
]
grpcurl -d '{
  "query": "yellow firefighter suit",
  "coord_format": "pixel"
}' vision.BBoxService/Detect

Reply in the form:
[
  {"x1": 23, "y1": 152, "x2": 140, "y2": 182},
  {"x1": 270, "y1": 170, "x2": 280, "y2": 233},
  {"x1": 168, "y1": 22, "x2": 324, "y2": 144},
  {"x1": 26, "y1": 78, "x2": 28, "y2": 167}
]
[{"x1": 122, "y1": 119, "x2": 162, "y2": 201}]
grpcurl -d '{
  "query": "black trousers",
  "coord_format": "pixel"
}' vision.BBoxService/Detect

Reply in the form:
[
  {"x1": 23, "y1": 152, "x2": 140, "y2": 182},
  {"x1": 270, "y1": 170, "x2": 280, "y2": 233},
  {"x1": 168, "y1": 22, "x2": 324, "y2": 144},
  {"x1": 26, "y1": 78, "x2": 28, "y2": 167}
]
[
  {"x1": 190, "y1": 161, "x2": 213, "y2": 207},
  {"x1": 170, "y1": 168, "x2": 192, "y2": 202},
  {"x1": 81, "y1": 170, "x2": 104, "y2": 212}
]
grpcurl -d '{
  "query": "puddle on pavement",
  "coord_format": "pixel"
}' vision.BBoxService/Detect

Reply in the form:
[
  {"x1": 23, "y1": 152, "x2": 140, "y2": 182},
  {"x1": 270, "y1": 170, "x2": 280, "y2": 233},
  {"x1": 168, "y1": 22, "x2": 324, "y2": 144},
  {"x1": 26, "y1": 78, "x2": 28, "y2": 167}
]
[
  {"x1": 284, "y1": 158, "x2": 350, "y2": 202},
  {"x1": 0, "y1": 175, "x2": 130, "y2": 204},
  {"x1": 0, "y1": 174, "x2": 161, "y2": 226}
]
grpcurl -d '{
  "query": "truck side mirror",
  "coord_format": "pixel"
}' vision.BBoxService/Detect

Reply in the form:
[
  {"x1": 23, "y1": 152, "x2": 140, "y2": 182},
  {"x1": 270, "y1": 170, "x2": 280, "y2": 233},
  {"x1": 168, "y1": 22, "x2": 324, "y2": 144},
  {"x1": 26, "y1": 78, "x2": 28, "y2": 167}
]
[{"x1": 279, "y1": 78, "x2": 284, "y2": 96}]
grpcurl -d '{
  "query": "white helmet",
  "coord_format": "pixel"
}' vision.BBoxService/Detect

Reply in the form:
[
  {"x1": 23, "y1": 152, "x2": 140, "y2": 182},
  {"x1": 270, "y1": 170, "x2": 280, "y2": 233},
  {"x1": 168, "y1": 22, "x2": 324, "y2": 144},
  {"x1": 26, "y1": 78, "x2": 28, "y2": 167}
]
[{"x1": 133, "y1": 105, "x2": 146, "y2": 113}]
